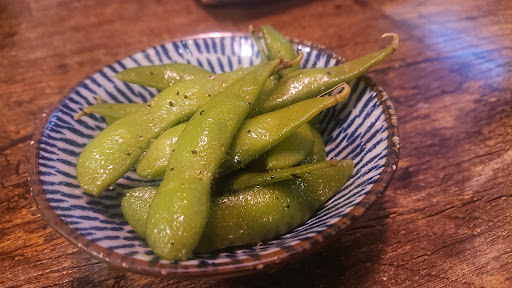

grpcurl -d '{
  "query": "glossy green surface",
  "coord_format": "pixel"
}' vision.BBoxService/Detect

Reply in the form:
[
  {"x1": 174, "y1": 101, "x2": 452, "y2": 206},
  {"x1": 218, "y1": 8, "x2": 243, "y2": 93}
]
[
  {"x1": 136, "y1": 88, "x2": 349, "y2": 180},
  {"x1": 261, "y1": 25, "x2": 300, "y2": 78},
  {"x1": 221, "y1": 85, "x2": 350, "y2": 174},
  {"x1": 116, "y1": 63, "x2": 212, "y2": 90},
  {"x1": 250, "y1": 33, "x2": 398, "y2": 116},
  {"x1": 265, "y1": 124, "x2": 314, "y2": 170},
  {"x1": 78, "y1": 102, "x2": 144, "y2": 125},
  {"x1": 121, "y1": 160, "x2": 354, "y2": 253},
  {"x1": 227, "y1": 159, "x2": 338, "y2": 191},
  {"x1": 136, "y1": 123, "x2": 186, "y2": 179},
  {"x1": 120, "y1": 186, "x2": 156, "y2": 239},
  {"x1": 109, "y1": 34, "x2": 397, "y2": 121},
  {"x1": 145, "y1": 59, "x2": 281, "y2": 260},
  {"x1": 197, "y1": 159, "x2": 353, "y2": 252},
  {"x1": 301, "y1": 128, "x2": 327, "y2": 164},
  {"x1": 76, "y1": 66, "x2": 253, "y2": 196}
]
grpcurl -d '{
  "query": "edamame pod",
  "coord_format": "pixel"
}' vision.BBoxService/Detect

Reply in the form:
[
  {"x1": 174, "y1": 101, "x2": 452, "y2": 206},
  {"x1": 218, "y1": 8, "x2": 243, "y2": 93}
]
[
  {"x1": 250, "y1": 33, "x2": 399, "y2": 116},
  {"x1": 78, "y1": 33, "x2": 396, "y2": 196},
  {"x1": 307, "y1": 113, "x2": 323, "y2": 132},
  {"x1": 250, "y1": 25, "x2": 303, "y2": 109},
  {"x1": 226, "y1": 159, "x2": 338, "y2": 191},
  {"x1": 121, "y1": 186, "x2": 156, "y2": 238},
  {"x1": 146, "y1": 59, "x2": 283, "y2": 260},
  {"x1": 77, "y1": 66, "x2": 254, "y2": 196},
  {"x1": 136, "y1": 123, "x2": 186, "y2": 179},
  {"x1": 121, "y1": 159, "x2": 354, "y2": 251},
  {"x1": 264, "y1": 124, "x2": 314, "y2": 170},
  {"x1": 301, "y1": 128, "x2": 326, "y2": 164},
  {"x1": 221, "y1": 84, "x2": 350, "y2": 174},
  {"x1": 261, "y1": 25, "x2": 300, "y2": 77},
  {"x1": 197, "y1": 159, "x2": 353, "y2": 252},
  {"x1": 113, "y1": 33, "x2": 397, "y2": 118},
  {"x1": 116, "y1": 63, "x2": 212, "y2": 90},
  {"x1": 75, "y1": 102, "x2": 144, "y2": 125},
  {"x1": 136, "y1": 86, "x2": 349, "y2": 180}
]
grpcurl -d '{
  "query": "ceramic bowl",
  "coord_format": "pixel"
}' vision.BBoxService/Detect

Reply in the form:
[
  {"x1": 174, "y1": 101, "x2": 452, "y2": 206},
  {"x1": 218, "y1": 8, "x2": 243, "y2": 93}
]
[{"x1": 30, "y1": 32, "x2": 399, "y2": 279}]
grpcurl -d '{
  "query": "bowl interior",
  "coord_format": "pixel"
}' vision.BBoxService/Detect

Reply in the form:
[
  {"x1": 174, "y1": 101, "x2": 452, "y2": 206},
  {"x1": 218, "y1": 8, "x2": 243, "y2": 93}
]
[{"x1": 32, "y1": 33, "x2": 396, "y2": 278}]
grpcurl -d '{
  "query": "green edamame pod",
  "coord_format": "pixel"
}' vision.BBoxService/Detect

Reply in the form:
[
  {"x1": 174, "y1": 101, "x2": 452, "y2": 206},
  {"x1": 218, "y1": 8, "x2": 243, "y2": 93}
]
[
  {"x1": 122, "y1": 161, "x2": 341, "y2": 238},
  {"x1": 308, "y1": 113, "x2": 323, "y2": 132},
  {"x1": 136, "y1": 123, "x2": 186, "y2": 179},
  {"x1": 121, "y1": 186, "x2": 156, "y2": 238},
  {"x1": 261, "y1": 25, "x2": 300, "y2": 77},
  {"x1": 114, "y1": 33, "x2": 397, "y2": 118},
  {"x1": 301, "y1": 128, "x2": 326, "y2": 165},
  {"x1": 250, "y1": 33, "x2": 399, "y2": 116},
  {"x1": 197, "y1": 159, "x2": 353, "y2": 252},
  {"x1": 135, "y1": 123, "x2": 184, "y2": 179},
  {"x1": 264, "y1": 124, "x2": 314, "y2": 170},
  {"x1": 135, "y1": 85, "x2": 349, "y2": 180},
  {"x1": 226, "y1": 159, "x2": 338, "y2": 191},
  {"x1": 78, "y1": 33, "x2": 396, "y2": 195},
  {"x1": 75, "y1": 103, "x2": 144, "y2": 125},
  {"x1": 103, "y1": 116, "x2": 117, "y2": 126},
  {"x1": 122, "y1": 186, "x2": 154, "y2": 238},
  {"x1": 121, "y1": 159, "x2": 354, "y2": 251},
  {"x1": 146, "y1": 59, "x2": 282, "y2": 260},
  {"x1": 77, "y1": 66, "x2": 253, "y2": 196},
  {"x1": 250, "y1": 25, "x2": 303, "y2": 110},
  {"x1": 116, "y1": 63, "x2": 212, "y2": 90},
  {"x1": 221, "y1": 83, "x2": 350, "y2": 174}
]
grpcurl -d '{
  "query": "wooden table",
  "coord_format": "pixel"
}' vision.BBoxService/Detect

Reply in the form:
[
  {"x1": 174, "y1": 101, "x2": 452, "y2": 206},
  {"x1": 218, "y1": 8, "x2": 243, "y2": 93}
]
[{"x1": 2, "y1": 0, "x2": 511, "y2": 286}]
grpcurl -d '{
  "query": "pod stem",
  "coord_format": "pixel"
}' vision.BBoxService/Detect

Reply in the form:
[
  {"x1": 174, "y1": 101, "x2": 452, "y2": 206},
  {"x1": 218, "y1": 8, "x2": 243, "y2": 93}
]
[
  {"x1": 74, "y1": 96, "x2": 104, "y2": 120},
  {"x1": 276, "y1": 51, "x2": 304, "y2": 71},
  {"x1": 312, "y1": 82, "x2": 352, "y2": 101},
  {"x1": 382, "y1": 32, "x2": 399, "y2": 50},
  {"x1": 334, "y1": 83, "x2": 351, "y2": 103},
  {"x1": 74, "y1": 110, "x2": 87, "y2": 120}
]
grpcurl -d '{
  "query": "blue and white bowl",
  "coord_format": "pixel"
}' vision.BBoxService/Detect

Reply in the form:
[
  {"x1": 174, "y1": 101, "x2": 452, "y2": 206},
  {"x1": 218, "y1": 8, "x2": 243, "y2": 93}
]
[{"x1": 30, "y1": 33, "x2": 399, "y2": 279}]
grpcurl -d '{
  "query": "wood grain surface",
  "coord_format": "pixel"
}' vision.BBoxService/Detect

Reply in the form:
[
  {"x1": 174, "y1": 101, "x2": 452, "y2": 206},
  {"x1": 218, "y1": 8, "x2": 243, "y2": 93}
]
[{"x1": 1, "y1": 0, "x2": 511, "y2": 287}]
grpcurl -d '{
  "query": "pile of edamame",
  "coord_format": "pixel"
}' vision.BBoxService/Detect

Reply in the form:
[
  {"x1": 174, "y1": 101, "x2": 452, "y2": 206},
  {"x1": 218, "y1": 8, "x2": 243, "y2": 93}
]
[{"x1": 75, "y1": 26, "x2": 398, "y2": 260}]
